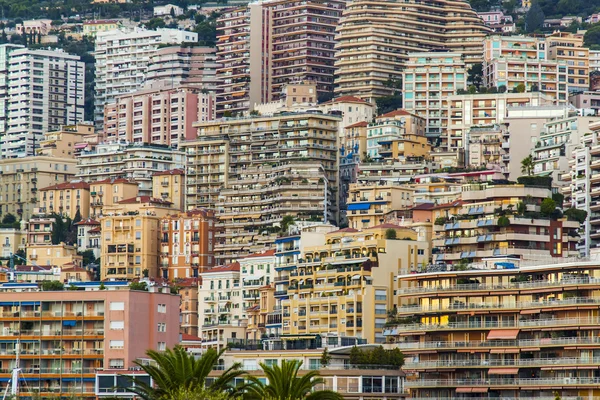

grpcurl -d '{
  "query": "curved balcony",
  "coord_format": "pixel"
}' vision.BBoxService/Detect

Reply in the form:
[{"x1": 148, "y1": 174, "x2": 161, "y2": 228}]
[
  {"x1": 396, "y1": 336, "x2": 600, "y2": 351},
  {"x1": 405, "y1": 377, "x2": 600, "y2": 388},
  {"x1": 404, "y1": 356, "x2": 600, "y2": 369}
]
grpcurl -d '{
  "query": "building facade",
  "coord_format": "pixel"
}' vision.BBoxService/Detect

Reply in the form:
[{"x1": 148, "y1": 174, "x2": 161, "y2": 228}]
[{"x1": 39, "y1": 181, "x2": 90, "y2": 219}]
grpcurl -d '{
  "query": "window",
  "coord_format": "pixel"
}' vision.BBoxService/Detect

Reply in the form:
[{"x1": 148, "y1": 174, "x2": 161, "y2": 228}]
[
  {"x1": 158, "y1": 304, "x2": 167, "y2": 313},
  {"x1": 157, "y1": 323, "x2": 166, "y2": 332},
  {"x1": 109, "y1": 302, "x2": 125, "y2": 311},
  {"x1": 109, "y1": 359, "x2": 124, "y2": 369},
  {"x1": 308, "y1": 359, "x2": 320, "y2": 370},
  {"x1": 158, "y1": 342, "x2": 166, "y2": 351},
  {"x1": 109, "y1": 340, "x2": 124, "y2": 349},
  {"x1": 135, "y1": 231, "x2": 141, "y2": 240},
  {"x1": 417, "y1": 249, "x2": 424, "y2": 255},
  {"x1": 110, "y1": 321, "x2": 124, "y2": 330}
]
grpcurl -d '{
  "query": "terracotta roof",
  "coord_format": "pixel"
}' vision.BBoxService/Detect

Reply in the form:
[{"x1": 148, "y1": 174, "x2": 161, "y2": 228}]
[
  {"x1": 62, "y1": 266, "x2": 90, "y2": 273},
  {"x1": 377, "y1": 109, "x2": 414, "y2": 119},
  {"x1": 431, "y1": 200, "x2": 463, "y2": 210},
  {"x1": 345, "y1": 121, "x2": 368, "y2": 129},
  {"x1": 242, "y1": 249, "x2": 276, "y2": 259},
  {"x1": 88, "y1": 228, "x2": 101, "y2": 234},
  {"x1": 74, "y1": 218, "x2": 100, "y2": 226},
  {"x1": 368, "y1": 223, "x2": 406, "y2": 230},
  {"x1": 40, "y1": 181, "x2": 89, "y2": 191},
  {"x1": 175, "y1": 277, "x2": 201, "y2": 287},
  {"x1": 411, "y1": 203, "x2": 436, "y2": 211},
  {"x1": 181, "y1": 333, "x2": 202, "y2": 342},
  {"x1": 118, "y1": 196, "x2": 172, "y2": 205},
  {"x1": 84, "y1": 19, "x2": 119, "y2": 24},
  {"x1": 201, "y1": 262, "x2": 240, "y2": 274},
  {"x1": 330, "y1": 227, "x2": 359, "y2": 234},
  {"x1": 153, "y1": 168, "x2": 185, "y2": 177},
  {"x1": 325, "y1": 95, "x2": 368, "y2": 104},
  {"x1": 15, "y1": 265, "x2": 53, "y2": 272}
]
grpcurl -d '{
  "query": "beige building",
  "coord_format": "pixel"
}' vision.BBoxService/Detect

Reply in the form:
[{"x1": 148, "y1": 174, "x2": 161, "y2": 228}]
[
  {"x1": 342, "y1": 121, "x2": 368, "y2": 160},
  {"x1": 145, "y1": 46, "x2": 219, "y2": 90},
  {"x1": 0, "y1": 156, "x2": 77, "y2": 220},
  {"x1": 467, "y1": 124, "x2": 508, "y2": 169},
  {"x1": 547, "y1": 31, "x2": 589, "y2": 92},
  {"x1": 100, "y1": 196, "x2": 173, "y2": 280},
  {"x1": 365, "y1": 110, "x2": 426, "y2": 160},
  {"x1": 37, "y1": 123, "x2": 96, "y2": 158},
  {"x1": 82, "y1": 19, "x2": 121, "y2": 37},
  {"x1": 16, "y1": 19, "x2": 52, "y2": 35},
  {"x1": 26, "y1": 242, "x2": 82, "y2": 268},
  {"x1": 215, "y1": 0, "x2": 344, "y2": 116},
  {"x1": 347, "y1": 183, "x2": 414, "y2": 229},
  {"x1": 152, "y1": 169, "x2": 185, "y2": 211},
  {"x1": 281, "y1": 225, "x2": 430, "y2": 343},
  {"x1": 26, "y1": 216, "x2": 54, "y2": 245},
  {"x1": 334, "y1": 0, "x2": 489, "y2": 101},
  {"x1": 103, "y1": 86, "x2": 216, "y2": 148},
  {"x1": 184, "y1": 112, "x2": 340, "y2": 264},
  {"x1": 403, "y1": 52, "x2": 468, "y2": 139},
  {"x1": 39, "y1": 181, "x2": 90, "y2": 219},
  {"x1": 0, "y1": 227, "x2": 26, "y2": 259},
  {"x1": 89, "y1": 178, "x2": 140, "y2": 218},
  {"x1": 320, "y1": 96, "x2": 376, "y2": 132}
]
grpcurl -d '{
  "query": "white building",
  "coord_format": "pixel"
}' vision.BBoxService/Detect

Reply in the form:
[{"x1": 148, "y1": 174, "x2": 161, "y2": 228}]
[
  {"x1": 590, "y1": 50, "x2": 600, "y2": 72},
  {"x1": 76, "y1": 142, "x2": 185, "y2": 195},
  {"x1": 0, "y1": 44, "x2": 23, "y2": 136},
  {"x1": 198, "y1": 263, "x2": 246, "y2": 350},
  {"x1": 153, "y1": 4, "x2": 184, "y2": 17},
  {"x1": 4, "y1": 47, "x2": 85, "y2": 158},
  {"x1": 94, "y1": 28, "x2": 198, "y2": 129},
  {"x1": 239, "y1": 249, "x2": 276, "y2": 315},
  {"x1": 75, "y1": 218, "x2": 101, "y2": 259}
]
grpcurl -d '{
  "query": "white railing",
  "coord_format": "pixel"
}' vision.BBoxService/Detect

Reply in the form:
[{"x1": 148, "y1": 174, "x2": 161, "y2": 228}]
[
  {"x1": 396, "y1": 336, "x2": 600, "y2": 350},
  {"x1": 404, "y1": 357, "x2": 600, "y2": 369},
  {"x1": 405, "y1": 377, "x2": 600, "y2": 387}
]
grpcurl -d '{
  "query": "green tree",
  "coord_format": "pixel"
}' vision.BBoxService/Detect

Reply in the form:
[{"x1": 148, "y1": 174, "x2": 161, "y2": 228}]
[
  {"x1": 145, "y1": 17, "x2": 166, "y2": 30},
  {"x1": 2, "y1": 213, "x2": 16, "y2": 224},
  {"x1": 320, "y1": 348, "x2": 331, "y2": 367},
  {"x1": 467, "y1": 63, "x2": 483, "y2": 88},
  {"x1": 280, "y1": 215, "x2": 295, "y2": 233},
  {"x1": 375, "y1": 94, "x2": 403, "y2": 115},
  {"x1": 514, "y1": 83, "x2": 526, "y2": 93},
  {"x1": 130, "y1": 346, "x2": 245, "y2": 400},
  {"x1": 520, "y1": 155, "x2": 534, "y2": 176},
  {"x1": 564, "y1": 208, "x2": 588, "y2": 223},
  {"x1": 384, "y1": 228, "x2": 397, "y2": 240},
  {"x1": 245, "y1": 359, "x2": 343, "y2": 400},
  {"x1": 541, "y1": 198, "x2": 556, "y2": 217},
  {"x1": 41, "y1": 281, "x2": 64, "y2": 291},
  {"x1": 525, "y1": 2, "x2": 544, "y2": 33},
  {"x1": 585, "y1": 24, "x2": 600, "y2": 48},
  {"x1": 78, "y1": 250, "x2": 96, "y2": 266},
  {"x1": 130, "y1": 281, "x2": 148, "y2": 291}
]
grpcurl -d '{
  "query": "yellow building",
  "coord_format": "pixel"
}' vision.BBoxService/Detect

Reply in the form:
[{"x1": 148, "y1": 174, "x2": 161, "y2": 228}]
[
  {"x1": 26, "y1": 242, "x2": 82, "y2": 268},
  {"x1": 37, "y1": 123, "x2": 96, "y2": 158},
  {"x1": 152, "y1": 169, "x2": 185, "y2": 212},
  {"x1": 89, "y1": 178, "x2": 139, "y2": 218},
  {"x1": 281, "y1": 225, "x2": 430, "y2": 343},
  {"x1": 0, "y1": 156, "x2": 77, "y2": 220},
  {"x1": 366, "y1": 110, "x2": 426, "y2": 161},
  {"x1": 0, "y1": 227, "x2": 26, "y2": 259},
  {"x1": 82, "y1": 20, "x2": 121, "y2": 36},
  {"x1": 342, "y1": 121, "x2": 368, "y2": 159},
  {"x1": 39, "y1": 181, "x2": 90, "y2": 219},
  {"x1": 100, "y1": 196, "x2": 173, "y2": 280},
  {"x1": 347, "y1": 183, "x2": 414, "y2": 229},
  {"x1": 547, "y1": 31, "x2": 589, "y2": 92}
]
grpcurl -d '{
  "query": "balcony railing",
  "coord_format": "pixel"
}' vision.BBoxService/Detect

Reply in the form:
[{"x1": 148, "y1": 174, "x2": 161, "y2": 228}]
[
  {"x1": 404, "y1": 356, "x2": 600, "y2": 369},
  {"x1": 396, "y1": 336, "x2": 600, "y2": 350},
  {"x1": 405, "y1": 377, "x2": 600, "y2": 388}
]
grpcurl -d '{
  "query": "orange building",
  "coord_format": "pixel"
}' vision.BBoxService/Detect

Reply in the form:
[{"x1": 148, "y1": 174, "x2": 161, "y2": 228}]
[{"x1": 159, "y1": 209, "x2": 216, "y2": 280}]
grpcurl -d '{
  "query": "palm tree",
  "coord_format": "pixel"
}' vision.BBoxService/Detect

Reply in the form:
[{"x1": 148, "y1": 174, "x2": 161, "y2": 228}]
[
  {"x1": 130, "y1": 346, "x2": 245, "y2": 400},
  {"x1": 521, "y1": 155, "x2": 534, "y2": 176},
  {"x1": 244, "y1": 359, "x2": 343, "y2": 400}
]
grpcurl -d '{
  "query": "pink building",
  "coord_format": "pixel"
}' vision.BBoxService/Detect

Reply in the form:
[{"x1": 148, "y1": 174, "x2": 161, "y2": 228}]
[
  {"x1": 0, "y1": 283, "x2": 179, "y2": 398},
  {"x1": 103, "y1": 86, "x2": 216, "y2": 149}
]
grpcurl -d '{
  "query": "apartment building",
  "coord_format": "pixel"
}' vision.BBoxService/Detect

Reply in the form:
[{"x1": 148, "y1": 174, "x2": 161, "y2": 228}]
[
  {"x1": 76, "y1": 142, "x2": 185, "y2": 196},
  {"x1": 215, "y1": 0, "x2": 344, "y2": 116},
  {"x1": 279, "y1": 225, "x2": 429, "y2": 343},
  {"x1": 365, "y1": 110, "x2": 426, "y2": 160},
  {"x1": 211, "y1": 346, "x2": 404, "y2": 399},
  {"x1": 39, "y1": 181, "x2": 90, "y2": 219},
  {"x1": 16, "y1": 19, "x2": 52, "y2": 35},
  {"x1": 37, "y1": 123, "x2": 96, "y2": 158},
  {"x1": 152, "y1": 169, "x2": 184, "y2": 211},
  {"x1": 483, "y1": 34, "x2": 589, "y2": 95},
  {"x1": 433, "y1": 182, "x2": 580, "y2": 265},
  {"x1": 159, "y1": 209, "x2": 216, "y2": 280},
  {"x1": 75, "y1": 218, "x2": 101, "y2": 259},
  {"x1": 0, "y1": 283, "x2": 178, "y2": 399},
  {"x1": 82, "y1": 19, "x2": 121, "y2": 37},
  {"x1": 467, "y1": 124, "x2": 508, "y2": 170},
  {"x1": 99, "y1": 196, "x2": 173, "y2": 280},
  {"x1": 445, "y1": 92, "x2": 553, "y2": 153},
  {"x1": 198, "y1": 262, "x2": 246, "y2": 350},
  {"x1": 103, "y1": 86, "x2": 215, "y2": 148},
  {"x1": 145, "y1": 45, "x2": 219, "y2": 89},
  {"x1": 177, "y1": 278, "x2": 200, "y2": 336},
  {"x1": 402, "y1": 52, "x2": 468, "y2": 139},
  {"x1": 342, "y1": 122, "x2": 368, "y2": 160},
  {"x1": 184, "y1": 112, "x2": 340, "y2": 264},
  {"x1": 590, "y1": 49, "x2": 600, "y2": 71},
  {"x1": 94, "y1": 28, "x2": 198, "y2": 128},
  {"x1": 334, "y1": 0, "x2": 489, "y2": 101},
  {"x1": 239, "y1": 250, "x2": 276, "y2": 318},
  {"x1": 4, "y1": 48, "x2": 85, "y2": 158},
  {"x1": 477, "y1": 10, "x2": 515, "y2": 32},
  {"x1": 320, "y1": 96, "x2": 376, "y2": 133},
  {"x1": 569, "y1": 91, "x2": 600, "y2": 115},
  {"x1": 26, "y1": 242, "x2": 82, "y2": 268},
  {"x1": 27, "y1": 216, "x2": 55, "y2": 245},
  {"x1": 0, "y1": 157, "x2": 77, "y2": 220},
  {"x1": 561, "y1": 122, "x2": 600, "y2": 256},
  {"x1": 347, "y1": 183, "x2": 414, "y2": 229},
  {"x1": 0, "y1": 227, "x2": 26, "y2": 258},
  {"x1": 392, "y1": 259, "x2": 600, "y2": 399},
  {"x1": 532, "y1": 113, "x2": 600, "y2": 184},
  {"x1": 88, "y1": 178, "x2": 139, "y2": 218},
  {"x1": 0, "y1": 44, "x2": 24, "y2": 135}
]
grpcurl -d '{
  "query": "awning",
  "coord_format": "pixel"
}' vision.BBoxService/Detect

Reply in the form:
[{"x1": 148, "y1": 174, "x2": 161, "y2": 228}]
[
  {"x1": 74, "y1": 143, "x2": 88, "y2": 149},
  {"x1": 487, "y1": 329, "x2": 519, "y2": 340},
  {"x1": 62, "y1": 320, "x2": 76, "y2": 327},
  {"x1": 490, "y1": 348, "x2": 520, "y2": 353},
  {"x1": 347, "y1": 203, "x2": 371, "y2": 211},
  {"x1": 352, "y1": 274, "x2": 361, "y2": 280},
  {"x1": 456, "y1": 388, "x2": 473, "y2": 393},
  {"x1": 472, "y1": 388, "x2": 489, "y2": 393},
  {"x1": 488, "y1": 368, "x2": 519, "y2": 375},
  {"x1": 520, "y1": 309, "x2": 541, "y2": 314}
]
